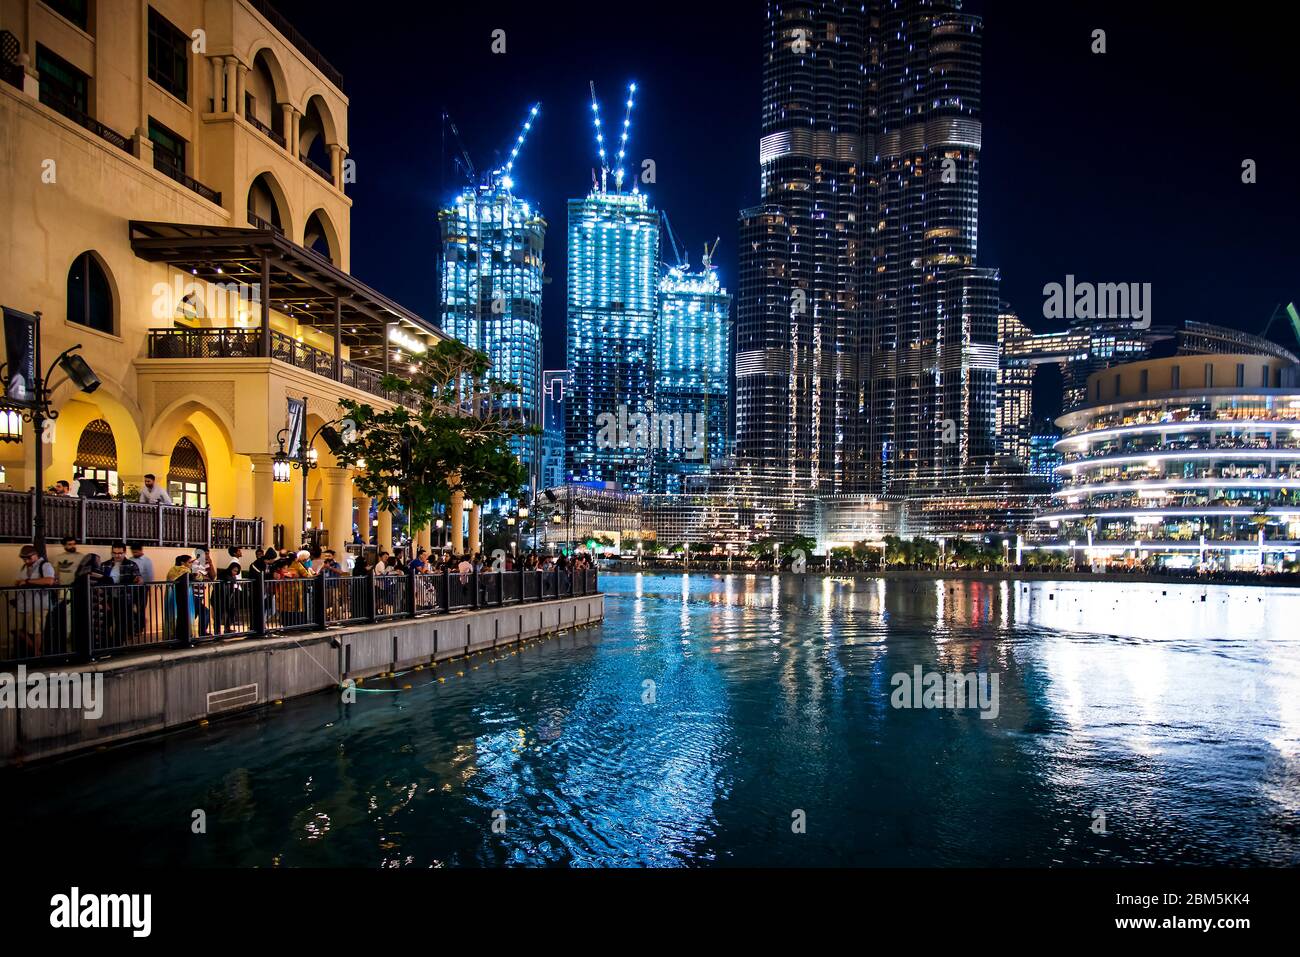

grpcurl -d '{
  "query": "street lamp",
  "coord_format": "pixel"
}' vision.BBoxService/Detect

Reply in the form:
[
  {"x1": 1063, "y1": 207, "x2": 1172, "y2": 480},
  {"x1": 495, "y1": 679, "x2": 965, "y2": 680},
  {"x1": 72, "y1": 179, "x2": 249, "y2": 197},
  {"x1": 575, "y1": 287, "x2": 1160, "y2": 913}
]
[
  {"x1": 273, "y1": 396, "x2": 344, "y2": 550},
  {"x1": 0, "y1": 307, "x2": 100, "y2": 556}
]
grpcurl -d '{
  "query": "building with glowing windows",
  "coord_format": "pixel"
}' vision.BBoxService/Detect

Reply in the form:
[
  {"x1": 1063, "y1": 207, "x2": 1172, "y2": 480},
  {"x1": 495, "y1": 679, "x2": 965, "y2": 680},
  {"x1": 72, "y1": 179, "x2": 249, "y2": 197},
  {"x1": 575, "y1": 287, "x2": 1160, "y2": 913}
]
[
  {"x1": 438, "y1": 181, "x2": 546, "y2": 490},
  {"x1": 653, "y1": 260, "x2": 731, "y2": 493},
  {"x1": 1034, "y1": 354, "x2": 1300, "y2": 569},
  {"x1": 565, "y1": 188, "x2": 660, "y2": 491},
  {"x1": 540, "y1": 369, "x2": 569, "y2": 491}
]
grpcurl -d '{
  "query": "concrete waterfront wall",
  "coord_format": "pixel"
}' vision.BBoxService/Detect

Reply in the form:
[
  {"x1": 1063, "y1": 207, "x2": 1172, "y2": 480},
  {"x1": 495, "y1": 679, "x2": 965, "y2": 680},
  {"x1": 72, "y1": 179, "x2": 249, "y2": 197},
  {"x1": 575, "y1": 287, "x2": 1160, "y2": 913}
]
[{"x1": 0, "y1": 594, "x2": 604, "y2": 767}]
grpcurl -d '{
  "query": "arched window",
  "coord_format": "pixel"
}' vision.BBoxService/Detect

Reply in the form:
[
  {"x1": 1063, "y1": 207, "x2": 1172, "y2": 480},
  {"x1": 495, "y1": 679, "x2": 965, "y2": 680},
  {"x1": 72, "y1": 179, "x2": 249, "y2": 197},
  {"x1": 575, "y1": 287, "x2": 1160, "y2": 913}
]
[
  {"x1": 75, "y1": 418, "x2": 119, "y2": 496},
  {"x1": 303, "y1": 209, "x2": 336, "y2": 263},
  {"x1": 167, "y1": 437, "x2": 207, "y2": 508},
  {"x1": 66, "y1": 252, "x2": 114, "y2": 334}
]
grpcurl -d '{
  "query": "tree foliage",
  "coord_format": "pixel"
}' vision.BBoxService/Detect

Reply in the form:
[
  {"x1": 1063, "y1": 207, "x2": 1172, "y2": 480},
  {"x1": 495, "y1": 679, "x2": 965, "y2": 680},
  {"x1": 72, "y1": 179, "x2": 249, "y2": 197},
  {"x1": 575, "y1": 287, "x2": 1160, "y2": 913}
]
[{"x1": 332, "y1": 340, "x2": 536, "y2": 532}]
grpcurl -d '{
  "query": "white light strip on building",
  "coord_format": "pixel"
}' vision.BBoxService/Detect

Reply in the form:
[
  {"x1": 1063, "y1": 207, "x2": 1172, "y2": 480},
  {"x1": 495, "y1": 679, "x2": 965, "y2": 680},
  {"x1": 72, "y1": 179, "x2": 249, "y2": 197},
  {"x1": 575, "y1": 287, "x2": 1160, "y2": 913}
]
[
  {"x1": 1055, "y1": 418, "x2": 1300, "y2": 449},
  {"x1": 1059, "y1": 448, "x2": 1300, "y2": 473}
]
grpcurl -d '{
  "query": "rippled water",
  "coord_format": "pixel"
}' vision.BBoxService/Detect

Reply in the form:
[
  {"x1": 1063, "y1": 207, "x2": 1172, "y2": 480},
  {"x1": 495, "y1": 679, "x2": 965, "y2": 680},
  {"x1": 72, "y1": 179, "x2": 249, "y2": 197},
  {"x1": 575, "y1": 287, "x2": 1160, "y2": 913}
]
[{"x1": 7, "y1": 574, "x2": 1300, "y2": 867}]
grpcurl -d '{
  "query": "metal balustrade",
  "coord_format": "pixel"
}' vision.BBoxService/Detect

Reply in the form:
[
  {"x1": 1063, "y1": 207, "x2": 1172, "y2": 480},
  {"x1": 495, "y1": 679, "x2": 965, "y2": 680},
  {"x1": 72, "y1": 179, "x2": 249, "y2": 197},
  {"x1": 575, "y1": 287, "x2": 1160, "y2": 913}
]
[
  {"x1": 0, "y1": 491, "x2": 262, "y2": 548},
  {"x1": 0, "y1": 569, "x2": 599, "y2": 667},
  {"x1": 146, "y1": 327, "x2": 420, "y2": 410}
]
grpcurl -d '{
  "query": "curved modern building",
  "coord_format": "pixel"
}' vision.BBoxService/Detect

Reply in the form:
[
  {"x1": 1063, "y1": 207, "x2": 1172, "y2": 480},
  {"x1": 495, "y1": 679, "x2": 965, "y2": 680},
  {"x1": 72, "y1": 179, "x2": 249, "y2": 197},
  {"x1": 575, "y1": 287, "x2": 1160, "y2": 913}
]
[{"x1": 1034, "y1": 354, "x2": 1300, "y2": 569}]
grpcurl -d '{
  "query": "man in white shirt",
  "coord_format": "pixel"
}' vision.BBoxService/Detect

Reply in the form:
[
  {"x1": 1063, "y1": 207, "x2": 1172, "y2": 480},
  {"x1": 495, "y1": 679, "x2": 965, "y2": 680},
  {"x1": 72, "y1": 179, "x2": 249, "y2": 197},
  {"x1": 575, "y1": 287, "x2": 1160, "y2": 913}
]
[{"x1": 138, "y1": 473, "x2": 173, "y2": 505}]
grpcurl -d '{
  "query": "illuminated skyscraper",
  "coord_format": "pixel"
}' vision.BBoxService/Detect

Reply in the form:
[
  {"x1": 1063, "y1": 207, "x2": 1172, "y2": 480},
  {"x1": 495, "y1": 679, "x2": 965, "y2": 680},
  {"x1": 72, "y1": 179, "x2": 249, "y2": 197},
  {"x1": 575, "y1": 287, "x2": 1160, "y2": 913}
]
[
  {"x1": 735, "y1": 2, "x2": 868, "y2": 492},
  {"x1": 738, "y1": 0, "x2": 1002, "y2": 496},
  {"x1": 654, "y1": 255, "x2": 731, "y2": 492},
  {"x1": 438, "y1": 180, "x2": 546, "y2": 488},
  {"x1": 565, "y1": 188, "x2": 660, "y2": 490},
  {"x1": 541, "y1": 369, "x2": 569, "y2": 491}
]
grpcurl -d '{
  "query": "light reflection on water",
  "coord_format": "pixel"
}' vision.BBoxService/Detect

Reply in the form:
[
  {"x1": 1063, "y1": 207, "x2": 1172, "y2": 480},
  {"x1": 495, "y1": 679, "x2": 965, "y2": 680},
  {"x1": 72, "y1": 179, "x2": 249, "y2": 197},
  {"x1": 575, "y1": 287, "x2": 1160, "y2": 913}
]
[{"x1": 6, "y1": 573, "x2": 1299, "y2": 867}]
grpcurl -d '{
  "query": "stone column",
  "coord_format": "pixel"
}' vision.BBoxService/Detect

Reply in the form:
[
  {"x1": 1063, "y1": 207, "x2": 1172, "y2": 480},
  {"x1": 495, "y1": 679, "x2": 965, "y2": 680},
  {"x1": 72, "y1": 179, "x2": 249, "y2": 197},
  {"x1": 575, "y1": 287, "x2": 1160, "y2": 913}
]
[
  {"x1": 329, "y1": 143, "x2": 343, "y2": 186},
  {"x1": 377, "y1": 508, "x2": 393, "y2": 553},
  {"x1": 468, "y1": 503, "x2": 481, "y2": 556},
  {"x1": 415, "y1": 523, "x2": 431, "y2": 552},
  {"x1": 308, "y1": 496, "x2": 323, "y2": 535},
  {"x1": 249, "y1": 454, "x2": 277, "y2": 551},
  {"x1": 290, "y1": 109, "x2": 301, "y2": 157},
  {"x1": 235, "y1": 61, "x2": 247, "y2": 117},
  {"x1": 353, "y1": 492, "x2": 372, "y2": 545},
  {"x1": 324, "y1": 468, "x2": 353, "y2": 552},
  {"x1": 223, "y1": 56, "x2": 237, "y2": 118},
  {"x1": 449, "y1": 490, "x2": 465, "y2": 555},
  {"x1": 281, "y1": 103, "x2": 294, "y2": 154},
  {"x1": 210, "y1": 57, "x2": 223, "y2": 112}
]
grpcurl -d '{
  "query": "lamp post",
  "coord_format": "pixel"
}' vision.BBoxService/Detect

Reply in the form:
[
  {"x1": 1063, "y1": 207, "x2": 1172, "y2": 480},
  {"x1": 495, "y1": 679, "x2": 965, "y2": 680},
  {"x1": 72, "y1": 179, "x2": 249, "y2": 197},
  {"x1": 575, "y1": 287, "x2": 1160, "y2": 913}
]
[
  {"x1": 273, "y1": 395, "x2": 340, "y2": 550},
  {"x1": 0, "y1": 307, "x2": 101, "y2": 557}
]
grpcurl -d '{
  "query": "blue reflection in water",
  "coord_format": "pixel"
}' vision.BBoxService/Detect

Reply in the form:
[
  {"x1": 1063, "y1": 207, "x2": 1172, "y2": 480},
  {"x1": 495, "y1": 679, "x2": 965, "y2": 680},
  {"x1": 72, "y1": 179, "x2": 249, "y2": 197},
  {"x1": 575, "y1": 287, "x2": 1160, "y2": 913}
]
[{"x1": 6, "y1": 574, "x2": 1299, "y2": 867}]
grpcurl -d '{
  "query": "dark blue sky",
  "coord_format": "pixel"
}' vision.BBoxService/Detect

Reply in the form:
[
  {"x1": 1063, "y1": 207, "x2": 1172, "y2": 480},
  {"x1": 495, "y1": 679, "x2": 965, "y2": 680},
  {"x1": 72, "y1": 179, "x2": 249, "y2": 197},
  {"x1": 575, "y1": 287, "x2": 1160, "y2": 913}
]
[{"x1": 278, "y1": 0, "x2": 1298, "y2": 412}]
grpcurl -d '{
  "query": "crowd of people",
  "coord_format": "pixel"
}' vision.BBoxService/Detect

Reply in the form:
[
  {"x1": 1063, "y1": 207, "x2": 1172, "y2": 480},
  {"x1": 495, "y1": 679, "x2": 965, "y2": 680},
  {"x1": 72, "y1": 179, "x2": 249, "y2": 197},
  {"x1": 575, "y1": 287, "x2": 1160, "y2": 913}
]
[{"x1": 7, "y1": 536, "x2": 595, "y2": 658}]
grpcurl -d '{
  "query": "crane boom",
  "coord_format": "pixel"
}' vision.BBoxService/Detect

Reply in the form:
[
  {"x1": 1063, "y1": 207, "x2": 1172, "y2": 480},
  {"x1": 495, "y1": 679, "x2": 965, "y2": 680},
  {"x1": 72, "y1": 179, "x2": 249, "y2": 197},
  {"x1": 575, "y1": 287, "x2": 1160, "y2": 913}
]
[
  {"x1": 498, "y1": 102, "x2": 541, "y2": 183},
  {"x1": 443, "y1": 111, "x2": 476, "y2": 185},
  {"x1": 661, "y1": 211, "x2": 687, "y2": 269}
]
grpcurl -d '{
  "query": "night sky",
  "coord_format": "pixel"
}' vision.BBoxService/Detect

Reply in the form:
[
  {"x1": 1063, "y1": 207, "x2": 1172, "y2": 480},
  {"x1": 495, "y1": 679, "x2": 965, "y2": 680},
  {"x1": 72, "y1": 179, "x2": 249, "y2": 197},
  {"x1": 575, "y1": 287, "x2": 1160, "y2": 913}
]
[{"x1": 275, "y1": 1, "x2": 1298, "y2": 417}]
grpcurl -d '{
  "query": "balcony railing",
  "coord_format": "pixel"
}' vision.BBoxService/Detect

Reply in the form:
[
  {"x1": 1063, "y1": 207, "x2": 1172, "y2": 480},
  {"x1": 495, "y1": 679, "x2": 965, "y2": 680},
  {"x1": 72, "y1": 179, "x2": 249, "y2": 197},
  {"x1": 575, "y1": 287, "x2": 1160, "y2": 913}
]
[
  {"x1": 246, "y1": 0, "x2": 345, "y2": 91},
  {"x1": 42, "y1": 91, "x2": 132, "y2": 154},
  {"x1": 0, "y1": 569, "x2": 599, "y2": 667},
  {"x1": 246, "y1": 210, "x2": 284, "y2": 234},
  {"x1": 299, "y1": 152, "x2": 334, "y2": 184},
  {"x1": 153, "y1": 159, "x2": 222, "y2": 205},
  {"x1": 0, "y1": 491, "x2": 262, "y2": 548},
  {"x1": 145, "y1": 326, "x2": 420, "y2": 409},
  {"x1": 247, "y1": 112, "x2": 286, "y2": 147}
]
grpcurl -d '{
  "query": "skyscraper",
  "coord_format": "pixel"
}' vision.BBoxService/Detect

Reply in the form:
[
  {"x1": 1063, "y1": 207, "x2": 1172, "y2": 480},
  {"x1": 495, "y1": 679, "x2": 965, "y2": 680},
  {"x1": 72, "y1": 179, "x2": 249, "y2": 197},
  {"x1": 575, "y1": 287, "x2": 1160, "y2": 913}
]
[
  {"x1": 565, "y1": 188, "x2": 660, "y2": 490},
  {"x1": 541, "y1": 369, "x2": 569, "y2": 491},
  {"x1": 438, "y1": 180, "x2": 546, "y2": 487},
  {"x1": 738, "y1": 0, "x2": 1000, "y2": 496},
  {"x1": 735, "y1": 3, "x2": 868, "y2": 492},
  {"x1": 654, "y1": 252, "x2": 732, "y2": 492}
]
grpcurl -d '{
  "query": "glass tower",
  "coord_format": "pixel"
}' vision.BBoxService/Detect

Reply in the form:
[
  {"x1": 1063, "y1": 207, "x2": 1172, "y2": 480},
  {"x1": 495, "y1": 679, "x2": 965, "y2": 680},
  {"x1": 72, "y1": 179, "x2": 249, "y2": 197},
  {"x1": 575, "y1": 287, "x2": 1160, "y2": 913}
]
[
  {"x1": 565, "y1": 188, "x2": 660, "y2": 491},
  {"x1": 438, "y1": 182, "x2": 546, "y2": 489},
  {"x1": 738, "y1": 0, "x2": 1001, "y2": 496},
  {"x1": 654, "y1": 260, "x2": 731, "y2": 492}
]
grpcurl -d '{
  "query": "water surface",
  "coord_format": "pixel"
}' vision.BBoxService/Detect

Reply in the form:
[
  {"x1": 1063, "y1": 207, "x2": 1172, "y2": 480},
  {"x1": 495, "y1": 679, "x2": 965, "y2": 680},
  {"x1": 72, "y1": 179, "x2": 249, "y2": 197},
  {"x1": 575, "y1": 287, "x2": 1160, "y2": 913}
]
[{"x1": 6, "y1": 574, "x2": 1299, "y2": 867}]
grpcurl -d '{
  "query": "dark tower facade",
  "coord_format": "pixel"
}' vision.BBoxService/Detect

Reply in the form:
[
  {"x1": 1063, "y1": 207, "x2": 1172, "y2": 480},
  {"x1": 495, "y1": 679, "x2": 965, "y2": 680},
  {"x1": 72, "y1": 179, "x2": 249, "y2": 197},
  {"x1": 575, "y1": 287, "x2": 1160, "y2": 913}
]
[
  {"x1": 735, "y1": 1, "x2": 871, "y2": 492},
  {"x1": 737, "y1": 0, "x2": 999, "y2": 496}
]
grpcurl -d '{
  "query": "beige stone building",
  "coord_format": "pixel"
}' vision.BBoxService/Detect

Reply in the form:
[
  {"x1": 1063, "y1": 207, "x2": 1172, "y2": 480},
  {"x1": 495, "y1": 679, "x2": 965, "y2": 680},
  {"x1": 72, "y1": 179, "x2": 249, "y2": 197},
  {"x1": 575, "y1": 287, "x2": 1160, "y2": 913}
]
[{"x1": 0, "y1": 0, "x2": 465, "y2": 560}]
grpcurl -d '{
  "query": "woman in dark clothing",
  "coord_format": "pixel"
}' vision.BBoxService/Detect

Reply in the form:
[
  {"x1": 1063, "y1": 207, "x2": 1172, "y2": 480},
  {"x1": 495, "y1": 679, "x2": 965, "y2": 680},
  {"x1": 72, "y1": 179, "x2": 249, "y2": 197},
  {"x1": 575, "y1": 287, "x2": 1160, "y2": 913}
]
[{"x1": 214, "y1": 561, "x2": 244, "y2": 635}]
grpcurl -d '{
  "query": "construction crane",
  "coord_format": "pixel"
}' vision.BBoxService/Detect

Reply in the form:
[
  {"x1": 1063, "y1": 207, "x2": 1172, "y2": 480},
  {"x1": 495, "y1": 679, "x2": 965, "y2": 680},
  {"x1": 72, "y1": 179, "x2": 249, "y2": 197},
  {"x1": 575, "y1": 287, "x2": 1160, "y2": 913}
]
[
  {"x1": 702, "y1": 236, "x2": 720, "y2": 271},
  {"x1": 589, "y1": 80, "x2": 637, "y2": 194},
  {"x1": 661, "y1": 211, "x2": 688, "y2": 269},
  {"x1": 495, "y1": 102, "x2": 541, "y2": 189},
  {"x1": 442, "y1": 111, "x2": 476, "y2": 186},
  {"x1": 442, "y1": 104, "x2": 542, "y2": 193}
]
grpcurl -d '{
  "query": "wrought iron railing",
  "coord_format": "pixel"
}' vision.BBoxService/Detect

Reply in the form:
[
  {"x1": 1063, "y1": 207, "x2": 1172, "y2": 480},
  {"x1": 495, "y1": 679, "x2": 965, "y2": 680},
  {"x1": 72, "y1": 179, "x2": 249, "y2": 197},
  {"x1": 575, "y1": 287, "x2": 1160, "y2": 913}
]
[
  {"x1": 0, "y1": 569, "x2": 599, "y2": 667},
  {"x1": 145, "y1": 327, "x2": 420, "y2": 410},
  {"x1": 41, "y1": 90, "x2": 132, "y2": 153},
  {"x1": 247, "y1": 210, "x2": 284, "y2": 234},
  {"x1": 299, "y1": 152, "x2": 334, "y2": 184},
  {"x1": 153, "y1": 158, "x2": 222, "y2": 205},
  {"x1": 246, "y1": 0, "x2": 345, "y2": 91},
  {"x1": 0, "y1": 491, "x2": 262, "y2": 548},
  {"x1": 247, "y1": 112, "x2": 286, "y2": 147}
]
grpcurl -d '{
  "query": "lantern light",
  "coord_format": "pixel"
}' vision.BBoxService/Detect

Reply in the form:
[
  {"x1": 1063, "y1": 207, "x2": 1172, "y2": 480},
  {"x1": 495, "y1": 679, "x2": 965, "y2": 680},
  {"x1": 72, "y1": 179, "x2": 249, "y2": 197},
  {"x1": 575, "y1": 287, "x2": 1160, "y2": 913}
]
[{"x1": 0, "y1": 409, "x2": 24, "y2": 444}]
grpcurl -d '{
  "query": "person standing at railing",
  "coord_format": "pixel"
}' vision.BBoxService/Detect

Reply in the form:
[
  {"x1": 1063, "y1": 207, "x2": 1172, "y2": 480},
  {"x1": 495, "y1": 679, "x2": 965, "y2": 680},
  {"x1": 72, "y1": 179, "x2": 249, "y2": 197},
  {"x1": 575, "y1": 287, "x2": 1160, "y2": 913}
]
[
  {"x1": 128, "y1": 544, "x2": 155, "y2": 637},
  {"x1": 13, "y1": 545, "x2": 56, "y2": 658},
  {"x1": 214, "y1": 562, "x2": 243, "y2": 635},
  {"x1": 138, "y1": 473, "x2": 173, "y2": 506},
  {"x1": 190, "y1": 547, "x2": 217, "y2": 637},
  {"x1": 164, "y1": 555, "x2": 194, "y2": 639},
  {"x1": 102, "y1": 545, "x2": 142, "y2": 646}
]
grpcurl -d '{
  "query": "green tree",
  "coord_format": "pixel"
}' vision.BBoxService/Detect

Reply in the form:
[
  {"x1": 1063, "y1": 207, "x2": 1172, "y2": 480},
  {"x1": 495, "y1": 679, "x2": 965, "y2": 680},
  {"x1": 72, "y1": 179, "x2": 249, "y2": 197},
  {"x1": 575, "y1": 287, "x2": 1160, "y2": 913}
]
[{"x1": 331, "y1": 340, "x2": 535, "y2": 532}]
